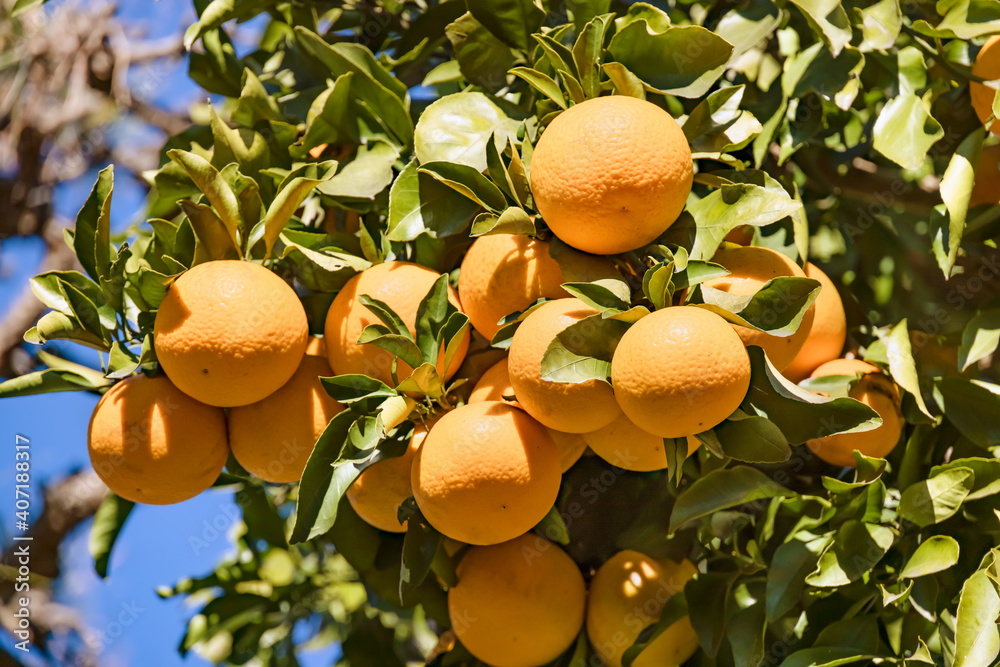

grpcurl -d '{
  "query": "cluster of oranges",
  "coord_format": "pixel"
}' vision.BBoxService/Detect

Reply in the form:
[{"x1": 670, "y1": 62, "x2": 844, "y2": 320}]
[{"x1": 85, "y1": 95, "x2": 908, "y2": 667}]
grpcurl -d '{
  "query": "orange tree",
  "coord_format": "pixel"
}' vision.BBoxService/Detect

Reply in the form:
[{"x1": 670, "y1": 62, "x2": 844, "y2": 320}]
[{"x1": 3, "y1": 0, "x2": 1000, "y2": 665}]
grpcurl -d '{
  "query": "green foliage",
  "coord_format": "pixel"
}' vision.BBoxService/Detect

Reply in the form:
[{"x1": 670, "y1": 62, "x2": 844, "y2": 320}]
[{"x1": 5, "y1": 0, "x2": 1000, "y2": 665}]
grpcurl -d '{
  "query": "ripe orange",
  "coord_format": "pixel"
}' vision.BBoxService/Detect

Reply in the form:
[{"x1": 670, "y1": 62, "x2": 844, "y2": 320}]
[
  {"x1": 971, "y1": 36, "x2": 1000, "y2": 134},
  {"x1": 806, "y1": 358, "x2": 904, "y2": 467},
  {"x1": 783, "y1": 263, "x2": 847, "y2": 382},
  {"x1": 87, "y1": 374, "x2": 229, "y2": 505},
  {"x1": 508, "y1": 298, "x2": 621, "y2": 433},
  {"x1": 153, "y1": 260, "x2": 308, "y2": 407},
  {"x1": 324, "y1": 261, "x2": 470, "y2": 386},
  {"x1": 411, "y1": 401, "x2": 561, "y2": 545},
  {"x1": 587, "y1": 551, "x2": 699, "y2": 667},
  {"x1": 703, "y1": 246, "x2": 816, "y2": 371},
  {"x1": 971, "y1": 144, "x2": 1000, "y2": 207},
  {"x1": 228, "y1": 337, "x2": 343, "y2": 483},
  {"x1": 584, "y1": 414, "x2": 700, "y2": 472},
  {"x1": 530, "y1": 96, "x2": 694, "y2": 255},
  {"x1": 470, "y1": 358, "x2": 588, "y2": 471},
  {"x1": 449, "y1": 533, "x2": 586, "y2": 667},
  {"x1": 611, "y1": 306, "x2": 750, "y2": 438},
  {"x1": 347, "y1": 427, "x2": 426, "y2": 532}
]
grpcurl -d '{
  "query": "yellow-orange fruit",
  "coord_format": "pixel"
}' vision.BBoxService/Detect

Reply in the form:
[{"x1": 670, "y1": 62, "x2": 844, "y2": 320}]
[
  {"x1": 87, "y1": 374, "x2": 228, "y2": 505},
  {"x1": 347, "y1": 427, "x2": 426, "y2": 532},
  {"x1": 228, "y1": 338, "x2": 343, "y2": 483},
  {"x1": 324, "y1": 261, "x2": 470, "y2": 386},
  {"x1": 783, "y1": 263, "x2": 847, "y2": 382},
  {"x1": 469, "y1": 357, "x2": 518, "y2": 403},
  {"x1": 584, "y1": 415, "x2": 700, "y2": 472},
  {"x1": 703, "y1": 246, "x2": 816, "y2": 371},
  {"x1": 449, "y1": 534, "x2": 586, "y2": 667},
  {"x1": 587, "y1": 551, "x2": 699, "y2": 667},
  {"x1": 724, "y1": 225, "x2": 755, "y2": 245},
  {"x1": 971, "y1": 36, "x2": 1000, "y2": 135},
  {"x1": 154, "y1": 260, "x2": 308, "y2": 407},
  {"x1": 971, "y1": 144, "x2": 1000, "y2": 207},
  {"x1": 611, "y1": 306, "x2": 750, "y2": 438},
  {"x1": 458, "y1": 234, "x2": 567, "y2": 340},
  {"x1": 806, "y1": 358, "x2": 904, "y2": 467},
  {"x1": 508, "y1": 298, "x2": 621, "y2": 433},
  {"x1": 530, "y1": 96, "x2": 694, "y2": 255},
  {"x1": 411, "y1": 401, "x2": 561, "y2": 545},
  {"x1": 469, "y1": 358, "x2": 588, "y2": 471}
]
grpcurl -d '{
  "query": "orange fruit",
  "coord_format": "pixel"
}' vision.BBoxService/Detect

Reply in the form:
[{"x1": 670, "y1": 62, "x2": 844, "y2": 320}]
[
  {"x1": 724, "y1": 225, "x2": 755, "y2": 245},
  {"x1": 228, "y1": 337, "x2": 343, "y2": 483},
  {"x1": 587, "y1": 551, "x2": 699, "y2": 667},
  {"x1": 153, "y1": 260, "x2": 308, "y2": 407},
  {"x1": 584, "y1": 415, "x2": 700, "y2": 472},
  {"x1": 347, "y1": 427, "x2": 426, "y2": 532},
  {"x1": 611, "y1": 306, "x2": 750, "y2": 438},
  {"x1": 703, "y1": 246, "x2": 816, "y2": 371},
  {"x1": 470, "y1": 358, "x2": 588, "y2": 471},
  {"x1": 782, "y1": 263, "x2": 847, "y2": 382},
  {"x1": 411, "y1": 401, "x2": 561, "y2": 545},
  {"x1": 324, "y1": 261, "x2": 470, "y2": 386},
  {"x1": 458, "y1": 234, "x2": 567, "y2": 340},
  {"x1": 971, "y1": 36, "x2": 1000, "y2": 135},
  {"x1": 971, "y1": 144, "x2": 1000, "y2": 207},
  {"x1": 530, "y1": 96, "x2": 694, "y2": 255},
  {"x1": 469, "y1": 357, "x2": 518, "y2": 403},
  {"x1": 806, "y1": 358, "x2": 903, "y2": 467},
  {"x1": 508, "y1": 298, "x2": 622, "y2": 433},
  {"x1": 87, "y1": 374, "x2": 229, "y2": 505},
  {"x1": 449, "y1": 533, "x2": 586, "y2": 667}
]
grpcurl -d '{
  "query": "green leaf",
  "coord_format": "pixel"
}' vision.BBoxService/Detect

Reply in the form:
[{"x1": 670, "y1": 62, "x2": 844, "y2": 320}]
[
  {"x1": 24, "y1": 311, "x2": 108, "y2": 351},
  {"x1": 209, "y1": 106, "x2": 271, "y2": 199},
  {"x1": 573, "y1": 14, "x2": 610, "y2": 99},
  {"x1": 608, "y1": 22, "x2": 733, "y2": 98},
  {"x1": 901, "y1": 536, "x2": 961, "y2": 578},
  {"x1": 767, "y1": 534, "x2": 831, "y2": 620},
  {"x1": 446, "y1": 12, "x2": 517, "y2": 94},
  {"x1": 510, "y1": 67, "x2": 568, "y2": 109},
  {"x1": 561, "y1": 282, "x2": 631, "y2": 313},
  {"x1": 300, "y1": 73, "x2": 359, "y2": 153},
  {"x1": 881, "y1": 320, "x2": 933, "y2": 418},
  {"x1": 714, "y1": 1, "x2": 781, "y2": 59},
  {"x1": 540, "y1": 314, "x2": 628, "y2": 384},
  {"x1": 783, "y1": 43, "x2": 865, "y2": 111},
  {"x1": 872, "y1": 93, "x2": 944, "y2": 170},
  {"x1": 73, "y1": 165, "x2": 114, "y2": 283},
  {"x1": 90, "y1": 494, "x2": 135, "y2": 578},
  {"x1": 254, "y1": 175, "x2": 332, "y2": 259},
  {"x1": 789, "y1": 0, "x2": 852, "y2": 55},
  {"x1": 413, "y1": 93, "x2": 520, "y2": 172},
  {"x1": 913, "y1": 0, "x2": 1000, "y2": 39},
  {"x1": 857, "y1": 0, "x2": 902, "y2": 52},
  {"x1": 414, "y1": 274, "x2": 460, "y2": 365},
  {"x1": 958, "y1": 309, "x2": 1000, "y2": 371},
  {"x1": 899, "y1": 467, "x2": 975, "y2": 527},
  {"x1": 729, "y1": 601, "x2": 767, "y2": 667},
  {"x1": 11, "y1": 0, "x2": 46, "y2": 17},
  {"x1": 280, "y1": 232, "x2": 370, "y2": 293},
  {"x1": 713, "y1": 414, "x2": 791, "y2": 463},
  {"x1": 167, "y1": 150, "x2": 242, "y2": 249},
  {"x1": 320, "y1": 375, "x2": 397, "y2": 404},
  {"x1": 932, "y1": 458, "x2": 1000, "y2": 501},
  {"x1": 602, "y1": 62, "x2": 646, "y2": 98},
  {"x1": 805, "y1": 521, "x2": 895, "y2": 586},
  {"x1": 682, "y1": 85, "x2": 762, "y2": 153},
  {"x1": 470, "y1": 208, "x2": 536, "y2": 236},
  {"x1": 418, "y1": 161, "x2": 507, "y2": 211},
  {"x1": 936, "y1": 129, "x2": 985, "y2": 277},
  {"x1": 642, "y1": 260, "x2": 676, "y2": 310},
  {"x1": 780, "y1": 648, "x2": 879, "y2": 667},
  {"x1": 467, "y1": 0, "x2": 545, "y2": 52},
  {"x1": 668, "y1": 466, "x2": 796, "y2": 532},
  {"x1": 936, "y1": 378, "x2": 1000, "y2": 449},
  {"x1": 398, "y1": 500, "x2": 443, "y2": 605},
  {"x1": 698, "y1": 276, "x2": 820, "y2": 336},
  {"x1": 687, "y1": 573, "x2": 736, "y2": 657},
  {"x1": 386, "y1": 159, "x2": 480, "y2": 241},
  {"x1": 675, "y1": 183, "x2": 802, "y2": 260},
  {"x1": 317, "y1": 141, "x2": 399, "y2": 202},
  {"x1": 294, "y1": 28, "x2": 413, "y2": 148},
  {"x1": 954, "y1": 570, "x2": 1000, "y2": 667},
  {"x1": 0, "y1": 368, "x2": 110, "y2": 398},
  {"x1": 181, "y1": 200, "x2": 241, "y2": 261},
  {"x1": 357, "y1": 327, "x2": 426, "y2": 370}
]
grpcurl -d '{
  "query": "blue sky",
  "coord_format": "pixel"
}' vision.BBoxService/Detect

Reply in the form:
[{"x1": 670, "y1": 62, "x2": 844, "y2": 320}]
[{"x1": 0, "y1": 3, "x2": 339, "y2": 665}]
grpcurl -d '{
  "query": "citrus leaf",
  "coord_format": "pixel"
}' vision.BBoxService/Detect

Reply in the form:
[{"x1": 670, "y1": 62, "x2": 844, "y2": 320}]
[
  {"x1": 789, "y1": 0, "x2": 852, "y2": 55},
  {"x1": 954, "y1": 569, "x2": 1000, "y2": 667},
  {"x1": 880, "y1": 319, "x2": 933, "y2": 419},
  {"x1": 72, "y1": 165, "x2": 114, "y2": 283},
  {"x1": 418, "y1": 161, "x2": 507, "y2": 211},
  {"x1": 872, "y1": 93, "x2": 944, "y2": 170},
  {"x1": 386, "y1": 159, "x2": 480, "y2": 242},
  {"x1": 899, "y1": 467, "x2": 974, "y2": 527},
  {"x1": 90, "y1": 493, "x2": 135, "y2": 578},
  {"x1": 540, "y1": 314, "x2": 628, "y2": 384},
  {"x1": 446, "y1": 12, "x2": 517, "y2": 94},
  {"x1": 958, "y1": 309, "x2": 1000, "y2": 371},
  {"x1": 668, "y1": 466, "x2": 795, "y2": 533},
  {"x1": 398, "y1": 499, "x2": 443, "y2": 605},
  {"x1": 414, "y1": 93, "x2": 519, "y2": 172},
  {"x1": 936, "y1": 378, "x2": 1000, "y2": 449},
  {"x1": 805, "y1": 521, "x2": 894, "y2": 586},
  {"x1": 470, "y1": 208, "x2": 536, "y2": 236},
  {"x1": 697, "y1": 276, "x2": 821, "y2": 336},
  {"x1": 901, "y1": 536, "x2": 961, "y2": 578}
]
